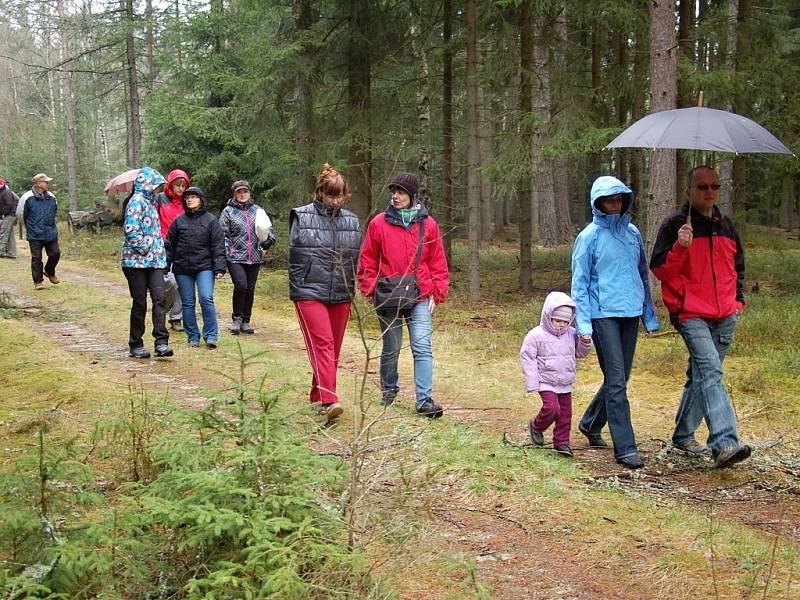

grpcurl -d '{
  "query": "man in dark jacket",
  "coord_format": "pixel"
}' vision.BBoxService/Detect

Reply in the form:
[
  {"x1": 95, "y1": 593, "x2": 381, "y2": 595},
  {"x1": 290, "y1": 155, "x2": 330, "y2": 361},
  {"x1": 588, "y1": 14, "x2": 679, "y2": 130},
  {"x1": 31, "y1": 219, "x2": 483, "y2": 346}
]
[
  {"x1": 650, "y1": 165, "x2": 750, "y2": 468},
  {"x1": 21, "y1": 173, "x2": 61, "y2": 289},
  {"x1": 0, "y1": 178, "x2": 19, "y2": 258}
]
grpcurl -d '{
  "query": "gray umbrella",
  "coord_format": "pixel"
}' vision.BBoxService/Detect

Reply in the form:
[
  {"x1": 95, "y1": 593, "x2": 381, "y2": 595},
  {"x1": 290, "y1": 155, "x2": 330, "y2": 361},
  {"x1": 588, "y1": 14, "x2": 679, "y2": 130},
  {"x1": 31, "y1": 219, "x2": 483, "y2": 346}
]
[{"x1": 606, "y1": 106, "x2": 792, "y2": 154}]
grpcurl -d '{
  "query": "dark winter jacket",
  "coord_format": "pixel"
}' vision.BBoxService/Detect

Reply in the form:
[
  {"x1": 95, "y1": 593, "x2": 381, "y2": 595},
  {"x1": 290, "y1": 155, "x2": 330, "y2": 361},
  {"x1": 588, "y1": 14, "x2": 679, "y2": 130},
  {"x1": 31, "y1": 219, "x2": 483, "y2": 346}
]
[
  {"x1": 22, "y1": 188, "x2": 58, "y2": 242},
  {"x1": 650, "y1": 202, "x2": 745, "y2": 326},
  {"x1": 165, "y1": 187, "x2": 226, "y2": 276},
  {"x1": 0, "y1": 185, "x2": 19, "y2": 218},
  {"x1": 357, "y1": 202, "x2": 450, "y2": 304},
  {"x1": 288, "y1": 198, "x2": 362, "y2": 303},
  {"x1": 219, "y1": 197, "x2": 263, "y2": 264}
]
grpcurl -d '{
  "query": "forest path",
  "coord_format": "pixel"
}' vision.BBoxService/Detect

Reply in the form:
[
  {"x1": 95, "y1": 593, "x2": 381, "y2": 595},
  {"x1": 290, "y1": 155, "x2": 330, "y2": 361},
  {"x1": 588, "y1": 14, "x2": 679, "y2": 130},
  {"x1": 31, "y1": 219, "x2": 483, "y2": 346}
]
[{"x1": 1, "y1": 250, "x2": 798, "y2": 599}]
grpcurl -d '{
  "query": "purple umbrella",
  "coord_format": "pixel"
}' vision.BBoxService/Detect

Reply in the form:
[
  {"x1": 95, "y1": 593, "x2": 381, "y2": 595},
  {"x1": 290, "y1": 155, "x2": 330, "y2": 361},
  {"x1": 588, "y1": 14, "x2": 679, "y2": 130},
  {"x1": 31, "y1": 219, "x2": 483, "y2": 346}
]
[{"x1": 606, "y1": 106, "x2": 792, "y2": 154}]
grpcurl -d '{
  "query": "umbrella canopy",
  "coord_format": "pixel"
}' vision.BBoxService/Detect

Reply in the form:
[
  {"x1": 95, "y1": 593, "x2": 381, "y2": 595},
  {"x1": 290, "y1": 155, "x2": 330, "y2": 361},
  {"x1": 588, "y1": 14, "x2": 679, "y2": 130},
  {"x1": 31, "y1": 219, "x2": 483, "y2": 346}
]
[
  {"x1": 104, "y1": 168, "x2": 141, "y2": 195},
  {"x1": 606, "y1": 107, "x2": 792, "y2": 154}
]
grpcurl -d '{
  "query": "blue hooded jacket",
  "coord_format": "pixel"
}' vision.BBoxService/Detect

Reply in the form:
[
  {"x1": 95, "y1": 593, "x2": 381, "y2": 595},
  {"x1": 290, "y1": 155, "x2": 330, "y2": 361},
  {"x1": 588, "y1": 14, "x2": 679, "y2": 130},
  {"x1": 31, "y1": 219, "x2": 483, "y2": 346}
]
[
  {"x1": 121, "y1": 166, "x2": 168, "y2": 269},
  {"x1": 570, "y1": 176, "x2": 659, "y2": 336}
]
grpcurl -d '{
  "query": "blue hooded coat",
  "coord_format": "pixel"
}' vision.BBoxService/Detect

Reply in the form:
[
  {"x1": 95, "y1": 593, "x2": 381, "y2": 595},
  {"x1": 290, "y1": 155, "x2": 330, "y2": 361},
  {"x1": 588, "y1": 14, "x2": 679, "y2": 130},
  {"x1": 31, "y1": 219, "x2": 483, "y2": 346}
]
[
  {"x1": 570, "y1": 176, "x2": 659, "y2": 336},
  {"x1": 121, "y1": 166, "x2": 167, "y2": 269}
]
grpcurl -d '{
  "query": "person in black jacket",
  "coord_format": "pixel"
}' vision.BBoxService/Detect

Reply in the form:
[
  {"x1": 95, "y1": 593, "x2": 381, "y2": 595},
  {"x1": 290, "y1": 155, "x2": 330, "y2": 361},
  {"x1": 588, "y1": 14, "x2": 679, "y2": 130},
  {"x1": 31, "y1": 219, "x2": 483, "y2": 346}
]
[
  {"x1": 165, "y1": 187, "x2": 226, "y2": 348},
  {"x1": 289, "y1": 164, "x2": 362, "y2": 422},
  {"x1": 0, "y1": 178, "x2": 20, "y2": 258}
]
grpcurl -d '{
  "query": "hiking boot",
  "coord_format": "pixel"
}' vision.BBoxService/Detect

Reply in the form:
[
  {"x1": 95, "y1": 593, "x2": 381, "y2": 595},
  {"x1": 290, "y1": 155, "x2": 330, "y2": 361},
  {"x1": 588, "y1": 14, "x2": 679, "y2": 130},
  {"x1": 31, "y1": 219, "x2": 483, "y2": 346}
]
[
  {"x1": 578, "y1": 424, "x2": 608, "y2": 448},
  {"x1": 554, "y1": 444, "x2": 574, "y2": 457},
  {"x1": 188, "y1": 340, "x2": 200, "y2": 347},
  {"x1": 316, "y1": 402, "x2": 343, "y2": 423},
  {"x1": 713, "y1": 444, "x2": 752, "y2": 469},
  {"x1": 673, "y1": 439, "x2": 710, "y2": 456},
  {"x1": 154, "y1": 344, "x2": 174, "y2": 357},
  {"x1": 380, "y1": 391, "x2": 397, "y2": 406},
  {"x1": 240, "y1": 321, "x2": 254, "y2": 334},
  {"x1": 616, "y1": 454, "x2": 645, "y2": 469},
  {"x1": 416, "y1": 399, "x2": 444, "y2": 419},
  {"x1": 229, "y1": 317, "x2": 242, "y2": 335},
  {"x1": 34, "y1": 281, "x2": 45, "y2": 290},
  {"x1": 129, "y1": 346, "x2": 150, "y2": 359},
  {"x1": 528, "y1": 421, "x2": 545, "y2": 446},
  {"x1": 46, "y1": 274, "x2": 60, "y2": 284},
  {"x1": 206, "y1": 340, "x2": 218, "y2": 349},
  {"x1": 169, "y1": 320, "x2": 184, "y2": 332}
]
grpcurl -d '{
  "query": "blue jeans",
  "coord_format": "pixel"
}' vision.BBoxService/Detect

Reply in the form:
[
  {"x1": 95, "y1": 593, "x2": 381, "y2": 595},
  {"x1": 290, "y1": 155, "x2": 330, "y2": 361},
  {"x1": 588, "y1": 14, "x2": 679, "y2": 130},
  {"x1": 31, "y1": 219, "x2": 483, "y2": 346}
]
[
  {"x1": 175, "y1": 271, "x2": 218, "y2": 343},
  {"x1": 579, "y1": 317, "x2": 640, "y2": 459},
  {"x1": 673, "y1": 315, "x2": 740, "y2": 453},
  {"x1": 377, "y1": 301, "x2": 433, "y2": 409}
]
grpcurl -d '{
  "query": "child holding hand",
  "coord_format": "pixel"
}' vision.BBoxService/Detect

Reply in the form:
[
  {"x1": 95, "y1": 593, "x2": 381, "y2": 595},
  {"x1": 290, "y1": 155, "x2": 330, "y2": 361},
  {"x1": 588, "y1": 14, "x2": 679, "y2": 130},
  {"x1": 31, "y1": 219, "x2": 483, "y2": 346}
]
[{"x1": 520, "y1": 291, "x2": 593, "y2": 456}]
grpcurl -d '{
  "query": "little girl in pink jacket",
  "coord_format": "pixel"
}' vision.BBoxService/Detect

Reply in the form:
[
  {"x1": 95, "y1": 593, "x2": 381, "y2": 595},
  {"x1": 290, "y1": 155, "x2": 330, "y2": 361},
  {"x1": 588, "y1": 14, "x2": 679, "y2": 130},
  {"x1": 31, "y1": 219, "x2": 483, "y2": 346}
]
[{"x1": 520, "y1": 291, "x2": 593, "y2": 456}]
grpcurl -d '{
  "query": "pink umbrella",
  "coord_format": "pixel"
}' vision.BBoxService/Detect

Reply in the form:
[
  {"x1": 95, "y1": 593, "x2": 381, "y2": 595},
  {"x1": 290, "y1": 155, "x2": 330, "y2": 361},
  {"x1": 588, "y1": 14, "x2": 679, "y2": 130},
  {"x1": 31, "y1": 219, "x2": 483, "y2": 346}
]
[{"x1": 103, "y1": 168, "x2": 140, "y2": 195}]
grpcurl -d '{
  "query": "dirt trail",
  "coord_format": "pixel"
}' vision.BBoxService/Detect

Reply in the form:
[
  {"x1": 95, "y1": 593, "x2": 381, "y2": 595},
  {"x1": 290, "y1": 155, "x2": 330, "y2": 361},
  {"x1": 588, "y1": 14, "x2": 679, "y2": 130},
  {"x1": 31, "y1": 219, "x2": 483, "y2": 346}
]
[{"x1": 2, "y1": 260, "x2": 798, "y2": 598}]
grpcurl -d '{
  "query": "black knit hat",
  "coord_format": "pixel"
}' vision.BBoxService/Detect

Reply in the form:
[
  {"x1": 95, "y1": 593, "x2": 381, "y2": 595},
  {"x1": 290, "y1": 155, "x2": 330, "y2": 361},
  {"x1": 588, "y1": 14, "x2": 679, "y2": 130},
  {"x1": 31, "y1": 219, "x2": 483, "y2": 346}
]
[{"x1": 388, "y1": 172, "x2": 419, "y2": 199}]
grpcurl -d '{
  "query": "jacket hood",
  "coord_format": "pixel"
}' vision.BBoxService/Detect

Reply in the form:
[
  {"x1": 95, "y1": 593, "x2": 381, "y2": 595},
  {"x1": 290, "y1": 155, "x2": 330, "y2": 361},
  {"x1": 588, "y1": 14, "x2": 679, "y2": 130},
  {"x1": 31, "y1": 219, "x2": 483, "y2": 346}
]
[
  {"x1": 384, "y1": 201, "x2": 429, "y2": 226},
  {"x1": 540, "y1": 291, "x2": 576, "y2": 336},
  {"x1": 590, "y1": 176, "x2": 633, "y2": 219},
  {"x1": 182, "y1": 186, "x2": 207, "y2": 213},
  {"x1": 165, "y1": 169, "x2": 190, "y2": 202},
  {"x1": 133, "y1": 166, "x2": 166, "y2": 202}
]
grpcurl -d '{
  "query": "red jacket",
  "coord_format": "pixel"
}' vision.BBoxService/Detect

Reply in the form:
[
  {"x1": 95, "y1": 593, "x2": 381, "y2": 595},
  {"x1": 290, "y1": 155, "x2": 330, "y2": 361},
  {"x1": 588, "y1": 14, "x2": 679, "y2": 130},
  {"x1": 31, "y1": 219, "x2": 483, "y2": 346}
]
[
  {"x1": 155, "y1": 169, "x2": 190, "y2": 240},
  {"x1": 649, "y1": 203, "x2": 744, "y2": 325},
  {"x1": 358, "y1": 204, "x2": 449, "y2": 304}
]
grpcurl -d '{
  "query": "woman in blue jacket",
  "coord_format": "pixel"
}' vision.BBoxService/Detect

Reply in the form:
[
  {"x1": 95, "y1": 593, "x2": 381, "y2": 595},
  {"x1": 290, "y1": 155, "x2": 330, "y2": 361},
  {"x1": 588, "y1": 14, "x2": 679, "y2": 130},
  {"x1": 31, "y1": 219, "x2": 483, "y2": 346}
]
[{"x1": 571, "y1": 175, "x2": 659, "y2": 469}]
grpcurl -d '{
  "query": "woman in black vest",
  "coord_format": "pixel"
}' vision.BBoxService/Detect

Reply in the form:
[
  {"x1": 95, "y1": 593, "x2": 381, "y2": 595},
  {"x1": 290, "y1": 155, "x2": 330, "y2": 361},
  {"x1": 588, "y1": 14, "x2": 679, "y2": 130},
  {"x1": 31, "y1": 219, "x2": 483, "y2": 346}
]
[{"x1": 289, "y1": 164, "x2": 362, "y2": 423}]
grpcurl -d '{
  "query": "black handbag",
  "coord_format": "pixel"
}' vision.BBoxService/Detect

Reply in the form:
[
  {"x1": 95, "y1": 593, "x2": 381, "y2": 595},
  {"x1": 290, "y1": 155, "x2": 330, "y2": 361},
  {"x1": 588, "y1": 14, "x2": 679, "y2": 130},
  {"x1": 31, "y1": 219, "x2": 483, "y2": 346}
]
[{"x1": 373, "y1": 220, "x2": 424, "y2": 311}]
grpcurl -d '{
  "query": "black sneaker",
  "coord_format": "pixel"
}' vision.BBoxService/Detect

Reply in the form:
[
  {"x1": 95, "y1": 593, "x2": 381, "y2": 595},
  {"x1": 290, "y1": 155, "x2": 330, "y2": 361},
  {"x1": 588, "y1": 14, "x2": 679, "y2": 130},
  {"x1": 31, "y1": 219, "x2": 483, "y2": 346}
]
[
  {"x1": 240, "y1": 321, "x2": 254, "y2": 334},
  {"x1": 578, "y1": 424, "x2": 608, "y2": 448},
  {"x1": 229, "y1": 317, "x2": 242, "y2": 335},
  {"x1": 673, "y1": 439, "x2": 710, "y2": 456},
  {"x1": 713, "y1": 444, "x2": 751, "y2": 468},
  {"x1": 188, "y1": 340, "x2": 200, "y2": 347},
  {"x1": 129, "y1": 346, "x2": 150, "y2": 359},
  {"x1": 616, "y1": 454, "x2": 645, "y2": 469},
  {"x1": 416, "y1": 399, "x2": 443, "y2": 419},
  {"x1": 169, "y1": 320, "x2": 184, "y2": 332},
  {"x1": 554, "y1": 444, "x2": 573, "y2": 457},
  {"x1": 154, "y1": 344, "x2": 174, "y2": 357},
  {"x1": 206, "y1": 340, "x2": 218, "y2": 349},
  {"x1": 528, "y1": 421, "x2": 544, "y2": 446},
  {"x1": 380, "y1": 391, "x2": 397, "y2": 406}
]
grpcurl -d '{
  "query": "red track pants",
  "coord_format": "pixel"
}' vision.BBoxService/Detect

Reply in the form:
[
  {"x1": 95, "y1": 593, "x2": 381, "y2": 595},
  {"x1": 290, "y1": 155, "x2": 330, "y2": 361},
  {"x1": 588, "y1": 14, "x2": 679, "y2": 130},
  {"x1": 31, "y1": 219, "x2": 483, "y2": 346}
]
[{"x1": 294, "y1": 300, "x2": 351, "y2": 405}]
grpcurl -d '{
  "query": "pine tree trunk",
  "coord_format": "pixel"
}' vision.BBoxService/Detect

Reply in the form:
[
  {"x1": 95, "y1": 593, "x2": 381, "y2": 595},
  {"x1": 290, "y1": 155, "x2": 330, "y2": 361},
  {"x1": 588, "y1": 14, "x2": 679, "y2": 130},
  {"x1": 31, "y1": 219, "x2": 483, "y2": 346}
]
[
  {"x1": 645, "y1": 0, "x2": 678, "y2": 256},
  {"x1": 124, "y1": 0, "x2": 142, "y2": 167},
  {"x1": 346, "y1": 0, "x2": 372, "y2": 220},
  {"x1": 532, "y1": 16, "x2": 557, "y2": 247},
  {"x1": 478, "y1": 68, "x2": 493, "y2": 240},
  {"x1": 57, "y1": 0, "x2": 78, "y2": 211},
  {"x1": 293, "y1": 0, "x2": 315, "y2": 203},
  {"x1": 517, "y1": 0, "x2": 533, "y2": 292},
  {"x1": 466, "y1": 0, "x2": 481, "y2": 299},
  {"x1": 732, "y1": 0, "x2": 750, "y2": 222},
  {"x1": 718, "y1": 0, "x2": 738, "y2": 215},
  {"x1": 442, "y1": 0, "x2": 454, "y2": 261},
  {"x1": 145, "y1": 0, "x2": 156, "y2": 90},
  {"x1": 412, "y1": 26, "x2": 432, "y2": 207}
]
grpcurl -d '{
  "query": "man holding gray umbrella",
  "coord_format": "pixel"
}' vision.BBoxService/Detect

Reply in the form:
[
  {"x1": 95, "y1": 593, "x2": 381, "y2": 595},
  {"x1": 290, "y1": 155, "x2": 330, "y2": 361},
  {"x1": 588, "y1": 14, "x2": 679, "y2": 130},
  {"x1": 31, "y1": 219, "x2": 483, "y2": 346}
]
[{"x1": 650, "y1": 165, "x2": 751, "y2": 468}]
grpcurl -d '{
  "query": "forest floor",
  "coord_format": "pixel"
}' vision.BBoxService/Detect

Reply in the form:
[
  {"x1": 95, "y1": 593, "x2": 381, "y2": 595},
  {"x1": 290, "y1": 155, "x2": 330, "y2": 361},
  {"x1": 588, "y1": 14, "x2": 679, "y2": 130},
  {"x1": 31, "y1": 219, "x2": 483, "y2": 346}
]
[{"x1": 1, "y1": 231, "x2": 799, "y2": 599}]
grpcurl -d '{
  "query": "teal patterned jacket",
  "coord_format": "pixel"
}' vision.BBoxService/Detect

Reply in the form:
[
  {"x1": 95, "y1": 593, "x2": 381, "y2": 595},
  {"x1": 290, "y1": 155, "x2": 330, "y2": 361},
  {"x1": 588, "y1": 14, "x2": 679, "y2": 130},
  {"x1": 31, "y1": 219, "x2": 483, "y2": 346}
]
[{"x1": 121, "y1": 166, "x2": 168, "y2": 269}]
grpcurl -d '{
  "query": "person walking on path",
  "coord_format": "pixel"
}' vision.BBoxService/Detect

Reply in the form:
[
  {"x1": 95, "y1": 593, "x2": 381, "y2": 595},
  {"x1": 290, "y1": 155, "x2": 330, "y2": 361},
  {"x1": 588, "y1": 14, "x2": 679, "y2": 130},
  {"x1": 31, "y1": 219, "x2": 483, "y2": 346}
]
[
  {"x1": 289, "y1": 164, "x2": 362, "y2": 423},
  {"x1": 650, "y1": 165, "x2": 751, "y2": 469},
  {"x1": 165, "y1": 186, "x2": 226, "y2": 348},
  {"x1": 219, "y1": 180, "x2": 274, "y2": 335},
  {"x1": 21, "y1": 174, "x2": 61, "y2": 290},
  {"x1": 155, "y1": 169, "x2": 191, "y2": 331},
  {"x1": 0, "y1": 178, "x2": 20, "y2": 258},
  {"x1": 357, "y1": 172, "x2": 450, "y2": 418},
  {"x1": 121, "y1": 166, "x2": 173, "y2": 359},
  {"x1": 521, "y1": 291, "x2": 593, "y2": 457},
  {"x1": 571, "y1": 175, "x2": 659, "y2": 469}
]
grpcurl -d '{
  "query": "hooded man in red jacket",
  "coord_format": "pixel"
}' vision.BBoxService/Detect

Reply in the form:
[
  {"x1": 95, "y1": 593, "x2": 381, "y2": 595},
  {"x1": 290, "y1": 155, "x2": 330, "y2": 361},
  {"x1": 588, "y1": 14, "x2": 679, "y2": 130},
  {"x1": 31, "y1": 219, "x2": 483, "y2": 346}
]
[
  {"x1": 650, "y1": 165, "x2": 750, "y2": 469},
  {"x1": 155, "y1": 169, "x2": 190, "y2": 331}
]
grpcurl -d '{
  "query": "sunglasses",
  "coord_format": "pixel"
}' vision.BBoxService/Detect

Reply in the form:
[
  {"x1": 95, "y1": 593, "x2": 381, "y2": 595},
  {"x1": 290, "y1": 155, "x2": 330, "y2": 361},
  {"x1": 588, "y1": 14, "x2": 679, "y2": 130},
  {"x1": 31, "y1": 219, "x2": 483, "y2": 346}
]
[{"x1": 691, "y1": 183, "x2": 721, "y2": 191}]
